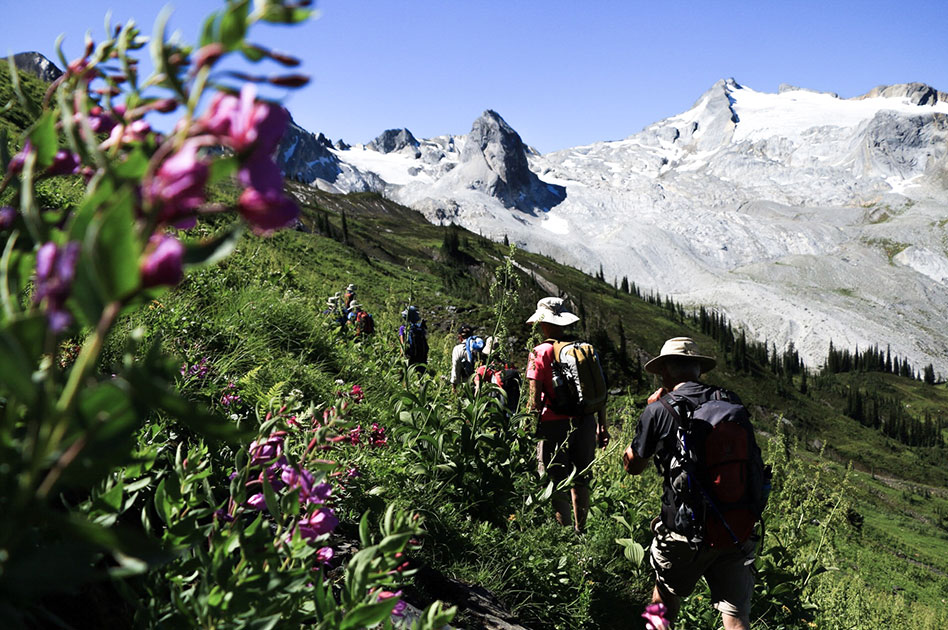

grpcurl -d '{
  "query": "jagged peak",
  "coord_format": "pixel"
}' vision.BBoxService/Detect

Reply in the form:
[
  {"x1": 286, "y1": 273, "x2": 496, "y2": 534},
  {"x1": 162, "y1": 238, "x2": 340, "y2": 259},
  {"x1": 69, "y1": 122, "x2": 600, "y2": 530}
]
[
  {"x1": 11, "y1": 51, "x2": 63, "y2": 83},
  {"x1": 852, "y1": 82, "x2": 948, "y2": 106},
  {"x1": 366, "y1": 128, "x2": 419, "y2": 154}
]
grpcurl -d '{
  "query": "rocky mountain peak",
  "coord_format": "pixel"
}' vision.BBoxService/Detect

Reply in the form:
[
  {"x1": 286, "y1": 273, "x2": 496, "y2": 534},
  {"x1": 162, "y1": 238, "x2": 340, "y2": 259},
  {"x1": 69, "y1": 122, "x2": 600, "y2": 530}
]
[
  {"x1": 366, "y1": 128, "x2": 419, "y2": 154},
  {"x1": 854, "y1": 82, "x2": 948, "y2": 106},
  {"x1": 457, "y1": 109, "x2": 565, "y2": 212},
  {"x1": 12, "y1": 52, "x2": 63, "y2": 83}
]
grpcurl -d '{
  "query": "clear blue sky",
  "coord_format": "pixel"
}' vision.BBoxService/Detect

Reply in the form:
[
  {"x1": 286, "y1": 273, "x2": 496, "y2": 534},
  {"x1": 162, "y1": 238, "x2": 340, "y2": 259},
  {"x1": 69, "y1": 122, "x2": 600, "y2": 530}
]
[{"x1": 3, "y1": 0, "x2": 947, "y2": 153}]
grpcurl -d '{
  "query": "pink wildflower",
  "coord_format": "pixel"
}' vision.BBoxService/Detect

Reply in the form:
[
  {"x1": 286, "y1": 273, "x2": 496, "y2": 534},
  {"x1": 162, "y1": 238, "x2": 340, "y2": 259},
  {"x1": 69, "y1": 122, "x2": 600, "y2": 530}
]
[
  {"x1": 377, "y1": 590, "x2": 407, "y2": 618},
  {"x1": 315, "y1": 546, "x2": 334, "y2": 564},
  {"x1": 144, "y1": 140, "x2": 208, "y2": 228},
  {"x1": 33, "y1": 241, "x2": 80, "y2": 332},
  {"x1": 249, "y1": 432, "x2": 285, "y2": 466},
  {"x1": 641, "y1": 603, "x2": 671, "y2": 630},
  {"x1": 247, "y1": 493, "x2": 266, "y2": 511},
  {"x1": 298, "y1": 508, "x2": 338, "y2": 540},
  {"x1": 200, "y1": 84, "x2": 289, "y2": 157},
  {"x1": 237, "y1": 185, "x2": 299, "y2": 235},
  {"x1": 351, "y1": 384, "x2": 364, "y2": 403},
  {"x1": 140, "y1": 233, "x2": 185, "y2": 288}
]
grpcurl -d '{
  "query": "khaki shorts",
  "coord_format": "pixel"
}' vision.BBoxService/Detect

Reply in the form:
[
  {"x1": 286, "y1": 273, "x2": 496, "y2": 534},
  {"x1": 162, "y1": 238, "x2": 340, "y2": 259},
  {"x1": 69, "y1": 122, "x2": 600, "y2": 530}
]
[
  {"x1": 536, "y1": 415, "x2": 597, "y2": 488},
  {"x1": 649, "y1": 518, "x2": 757, "y2": 618}
]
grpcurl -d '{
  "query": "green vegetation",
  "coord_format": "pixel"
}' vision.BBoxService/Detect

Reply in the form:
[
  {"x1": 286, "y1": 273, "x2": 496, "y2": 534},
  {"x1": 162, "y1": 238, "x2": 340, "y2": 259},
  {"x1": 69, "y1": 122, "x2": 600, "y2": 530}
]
[
  {"x1": 101, "y1": 185, "x2": 947, "y2": 628},
  {"x1": 3, "y1": 12, "x2": 947, "y2": 628}
]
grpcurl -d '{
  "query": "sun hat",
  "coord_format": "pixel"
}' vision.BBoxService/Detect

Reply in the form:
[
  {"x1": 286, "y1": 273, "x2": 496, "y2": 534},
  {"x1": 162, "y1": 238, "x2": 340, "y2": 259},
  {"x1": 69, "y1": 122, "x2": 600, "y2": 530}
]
[
  {"x1": 327, "y1": 296, "x2": 338, "y2": 305},
  {"x1": 644, "y1": 337, "x2": 717, "y2": 374},
  {"x1": 349, "y1": 301, "x2": 362, "y2": 310},
  {"x1": 346, "y1": 284, "x2": 356, "y2": 292},
  {"x1": 526, "y1": 297, "x2": 579, "y2": 326}
]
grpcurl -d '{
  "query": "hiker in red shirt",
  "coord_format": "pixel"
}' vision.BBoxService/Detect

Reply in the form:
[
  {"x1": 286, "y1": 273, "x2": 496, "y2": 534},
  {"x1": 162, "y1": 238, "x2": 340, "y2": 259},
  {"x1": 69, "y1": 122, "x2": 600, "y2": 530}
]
[{"x1": 526, "y1": 297, "x2": 609, "y2": 533}]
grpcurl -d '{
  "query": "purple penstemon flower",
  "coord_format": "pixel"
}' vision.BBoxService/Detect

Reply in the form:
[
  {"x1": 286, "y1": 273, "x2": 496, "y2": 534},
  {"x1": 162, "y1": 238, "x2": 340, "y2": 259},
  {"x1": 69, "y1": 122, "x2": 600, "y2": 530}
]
[
  {"x1": 33, "y1": 241, "x2": 80, "y2": 332},
  {"x1": 248, "y1": 432, "x2": 285, "y2": 466},
  {"x1": 144, "y1": 140, "x2": 208, "y2": 228},
  {"x1": 641, "y1": 603, "x2": 671, "y2": 630},
  {"x1": 0, "y1": 206, "x2": 17, "y2": 230},
  {"x1": 140, "y1": 233, "x2": 185, "y2": 288},
  {"x1": 315, "y1": 546, "x2": 334, "y2": 565},
  {"x1": 200, "y1": 84, "x2": 289, "y2": 158},
  {"x1": 297, "y1": 508, "x2": 338, "y2": 540}
]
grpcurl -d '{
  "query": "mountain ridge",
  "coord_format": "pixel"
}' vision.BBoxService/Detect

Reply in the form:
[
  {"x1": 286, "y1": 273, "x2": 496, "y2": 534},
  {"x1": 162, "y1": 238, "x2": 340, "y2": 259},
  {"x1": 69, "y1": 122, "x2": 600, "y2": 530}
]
[{"x1": 277, "y1": 77, "x2": 948, "y2": 376}]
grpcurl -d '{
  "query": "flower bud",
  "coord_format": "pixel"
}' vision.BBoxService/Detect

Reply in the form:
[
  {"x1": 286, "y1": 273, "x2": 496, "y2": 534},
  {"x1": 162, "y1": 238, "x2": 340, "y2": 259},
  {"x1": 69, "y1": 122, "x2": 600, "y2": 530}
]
[{"x1": 140, "y1": 234, "x2": 185, "y2": 288}]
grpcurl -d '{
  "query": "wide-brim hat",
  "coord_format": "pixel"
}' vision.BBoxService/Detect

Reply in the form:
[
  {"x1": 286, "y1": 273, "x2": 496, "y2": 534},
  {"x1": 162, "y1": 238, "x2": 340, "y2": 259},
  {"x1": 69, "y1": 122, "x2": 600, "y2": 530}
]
[
  {"x1": 346, "y1": 284, "x2": 356, "y2": 292},
  {"x1": 327, "y1": 297, "x2": 338, "y2": 305},
  {"x1": 348, "y1": 301, "x2": 362, "y2": 310},
  {"x1": 644, "y1": 337, "x2": 717, "y2": 374},
  {"x1": 526, "y1": 297, "x2": 579, "y2": 326}
]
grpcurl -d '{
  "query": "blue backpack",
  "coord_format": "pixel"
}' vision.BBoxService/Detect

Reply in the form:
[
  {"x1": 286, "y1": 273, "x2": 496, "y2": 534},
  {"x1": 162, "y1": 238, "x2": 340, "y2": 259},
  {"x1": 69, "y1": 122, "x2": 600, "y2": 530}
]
[{"x1": 404, "y1": 323, "x2": 428, "y2": 364}]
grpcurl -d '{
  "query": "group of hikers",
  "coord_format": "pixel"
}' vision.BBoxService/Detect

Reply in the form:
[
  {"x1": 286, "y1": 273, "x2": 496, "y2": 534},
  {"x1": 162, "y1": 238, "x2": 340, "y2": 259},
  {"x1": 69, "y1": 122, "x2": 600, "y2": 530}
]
[
  {"x1": 323, "y1": 284, "x2": 376, "y2": 337},
  {"x1": 324, "y1": 290, "x2": 769, "y2": 629}
]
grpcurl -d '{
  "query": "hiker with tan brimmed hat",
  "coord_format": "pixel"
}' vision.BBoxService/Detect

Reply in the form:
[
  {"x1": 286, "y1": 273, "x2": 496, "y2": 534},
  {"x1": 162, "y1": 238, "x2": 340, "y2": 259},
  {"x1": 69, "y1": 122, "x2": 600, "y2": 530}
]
[
  {"x1": 623, "y1": 336, "x2": 768, "y2": 630},
  {"x1": 525, "y1": 297, "x2": 609, "y2": 533}
]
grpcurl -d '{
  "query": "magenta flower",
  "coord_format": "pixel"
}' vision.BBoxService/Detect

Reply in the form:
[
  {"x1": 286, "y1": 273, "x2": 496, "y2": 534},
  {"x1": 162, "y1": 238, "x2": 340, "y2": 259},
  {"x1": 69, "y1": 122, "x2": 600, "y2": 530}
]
[
  {"x1": 298, "y1": 508, "x2": 338, "y2": 540},
  {"x1": 249, "y1": 433, "x2": 285, "y2": 466},
  {"x1": 7, "y1": 141, "x2": 32, "y2": 174},
  {"x1": 144, "y1": 140, "x2": 208, "y2": 228},
  {"x1": 237, "y1": 186, "x2": 298, "y2": 235},
  {"x1": 220, "y1": 382, "x2": 241, "y2": 407},
  {"x1": 351, "y1": 384, "x2": 364, "y2": 403},
  {"x1": 641, "y1": 603, "x2": 671, "y2": 630},
  {"x1": 83, "y1": 106, "x2": 117, "y2": 134},
  {"x1": 0, "y1": 206, "x2": 16, "y2": 230},
  {"x1": 377, "y1": 590, "x2": 407, "y2": 618},
  {"x1": 315, "y1": 546, "x2": 334, "y2": 564},
  {"x1": 200, "y1": 84, "x2": 289, "y2": 157},
  {"x1": 33, "y1": 241, "x2": 80, "y2": 332},
  {"x1": 47, "y1": 150, "x2": 81, "y2": 176},
  {"x1": 140, "y1": 233, "x2": 185, "y2": 288},
  {"x1": 247, "y1": 492, "x2": 266, "y2": 511}
]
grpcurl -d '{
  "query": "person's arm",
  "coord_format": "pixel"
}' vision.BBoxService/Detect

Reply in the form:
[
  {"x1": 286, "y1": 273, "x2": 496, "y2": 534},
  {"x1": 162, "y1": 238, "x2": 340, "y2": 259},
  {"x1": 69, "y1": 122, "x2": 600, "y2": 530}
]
[
  {"x1": 622, "y1": 445, "x2": 648, "y2": 475},
  {"x1": 526, "y1": 378, "x2": 542, "y2": 413},
  {"x1": 596, "y1": 407, "x2": 610, "y2": 448}
]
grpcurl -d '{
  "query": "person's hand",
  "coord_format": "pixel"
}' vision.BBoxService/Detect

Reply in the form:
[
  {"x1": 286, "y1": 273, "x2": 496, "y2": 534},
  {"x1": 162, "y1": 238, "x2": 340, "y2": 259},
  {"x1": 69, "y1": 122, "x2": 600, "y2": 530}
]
[
  {"x1": 597, "y1": 426, "x2": 610, "y2": 448},
  {"x1": 647, "y1": 387, "x2": 667, "y2": 404}
]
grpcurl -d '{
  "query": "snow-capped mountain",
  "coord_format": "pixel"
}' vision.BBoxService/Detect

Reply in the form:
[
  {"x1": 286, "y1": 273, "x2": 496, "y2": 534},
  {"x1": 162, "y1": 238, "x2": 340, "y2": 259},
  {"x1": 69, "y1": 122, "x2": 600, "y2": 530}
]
[{"x1": 277, "y1": 79, "x2": 948, "y2": 375}]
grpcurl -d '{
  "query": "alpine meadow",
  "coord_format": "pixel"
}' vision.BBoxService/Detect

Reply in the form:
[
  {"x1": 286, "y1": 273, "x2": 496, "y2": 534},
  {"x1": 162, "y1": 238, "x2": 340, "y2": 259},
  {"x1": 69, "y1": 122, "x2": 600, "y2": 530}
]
[{"x1": 1, "y1": 2, "x2": 947, "y2": 630}]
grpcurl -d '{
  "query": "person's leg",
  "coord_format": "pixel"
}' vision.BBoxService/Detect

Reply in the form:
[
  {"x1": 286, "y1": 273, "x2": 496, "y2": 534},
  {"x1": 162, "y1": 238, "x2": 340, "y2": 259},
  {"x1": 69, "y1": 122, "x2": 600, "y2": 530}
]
[
  {"x1": 652, "y1": 582, "x2": 680, "y2": 621},
  {"x1": 571, "y1": 485, "x2": 590, "y2": 532},
  {"x1": 721, "y1": 612, "x2": 750, "y2": 630}
]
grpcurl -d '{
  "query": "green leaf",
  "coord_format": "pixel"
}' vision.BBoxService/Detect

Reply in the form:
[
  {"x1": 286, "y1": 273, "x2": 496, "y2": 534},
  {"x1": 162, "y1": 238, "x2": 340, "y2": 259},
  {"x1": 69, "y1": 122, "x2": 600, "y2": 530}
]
[
  {"x1": 28, "y1": 111, "x2": 58, "y2": 171},
  {"x1": 154, "y1": 479, "x2": 173, "y2": 526},
  {"x1": 261, "y1": 5, "x2": 312, "y2": 24},
  {"x1": 97, "y1": 480, "x2": 124, "y2": 512},
  {"x1": 377, "y1": 532, "x2": 412, "y2": 555},
  {"x1": 183, "y1": 223, "x2": 243, "y2": 268},
  {"x1": 340, "y1": 598, "x2": 400, "y2": 630},
  {"x1": 114, "y1": 147, "x2": 150, "y2": 180},
  {"x1": 89, "y1": 186, "x2": 141, "y2": 300},
  {"x1": 219, "y1": 1, "x2": 249, "y2": 50},
  {"x1": 240, "y1": 43, "x2": 266, "y2": 63},
  {"x1": 0, "y1": 315, "x2": 46, "y2": 400},
  {"x1": 358, "y1": 511, "x2": 371, "y2": 547},
  {"x1": 261, "y1": 470, "x2": 280, "y2": 518}
]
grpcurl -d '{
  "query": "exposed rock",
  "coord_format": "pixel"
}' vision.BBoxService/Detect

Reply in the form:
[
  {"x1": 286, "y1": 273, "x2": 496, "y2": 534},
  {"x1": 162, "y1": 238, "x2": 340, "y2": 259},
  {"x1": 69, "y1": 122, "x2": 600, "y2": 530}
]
[
  {"x1": 854, "y1": 82, "x2": 948, "y2": 106},
  {"x1": 778, "y1": 83, "x2": 839, "y2": 98},
  {"x1": 12, "y1": 52, "x2": 63, "y2": 83},
  {"x1": 334, "y1": 139, "x2": 351, "y2": 150},
  {"x1": 456, "y1": 110, "x2": 565, "y2": 212},
  {"x1": 367, "y1": 128, "x2": 419, "y2": 154}
]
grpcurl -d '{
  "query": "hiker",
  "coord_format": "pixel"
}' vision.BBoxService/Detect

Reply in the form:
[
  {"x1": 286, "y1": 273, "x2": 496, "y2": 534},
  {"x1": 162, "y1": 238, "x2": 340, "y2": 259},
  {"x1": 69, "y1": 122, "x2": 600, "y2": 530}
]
[
  {"x1": 474, "y1": 336, "x2": 522, "y2": 413},
  {"x1": 450, "y1": 324, "x2": 484, "y2": 393},
  {"x1": 622, "y1": 337, "x2": 769, "y2": 630},
  {"x1": 525, "y1": 297, "x2": 609, "y2": 533},
  {"x1": 348, "y1": 301, "x2": 374, "y2": 337},
  {"x1": 323, "y1": 293, "x2": 347, "y2": 328},
  {"x1": 343, "y1": 283, "x2": 357, "y2": 309},
  {"x1": 399, "y1": 305, "x2": 429, "y2": 369}
]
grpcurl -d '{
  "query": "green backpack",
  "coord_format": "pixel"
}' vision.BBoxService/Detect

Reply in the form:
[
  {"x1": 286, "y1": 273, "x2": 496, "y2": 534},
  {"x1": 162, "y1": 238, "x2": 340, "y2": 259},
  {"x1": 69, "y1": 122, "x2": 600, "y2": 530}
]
[{"x1": 547, "y1": 340, "x2": 608, "y2": 416}]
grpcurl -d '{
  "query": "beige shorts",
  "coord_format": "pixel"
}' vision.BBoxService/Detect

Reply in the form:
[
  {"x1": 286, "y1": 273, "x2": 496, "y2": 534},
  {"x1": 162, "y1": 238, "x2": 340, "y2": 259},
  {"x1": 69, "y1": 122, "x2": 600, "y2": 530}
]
[{"x1": 649, "y1": 518, "x2": 757, "y2": 617}]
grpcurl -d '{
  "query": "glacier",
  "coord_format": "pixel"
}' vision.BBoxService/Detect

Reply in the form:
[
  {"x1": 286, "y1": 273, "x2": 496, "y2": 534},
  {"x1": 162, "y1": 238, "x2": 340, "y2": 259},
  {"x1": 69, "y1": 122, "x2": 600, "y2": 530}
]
[{"x1": 277, "y1": 79, "x2": 948, "y2": 376}]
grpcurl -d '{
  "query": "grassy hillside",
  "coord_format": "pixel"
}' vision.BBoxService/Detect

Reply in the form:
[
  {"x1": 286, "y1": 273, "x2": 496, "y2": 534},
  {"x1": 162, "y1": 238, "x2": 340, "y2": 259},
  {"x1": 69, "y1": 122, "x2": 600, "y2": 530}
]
[
  {"x1": 101, "y1": 184, "x2": 947, "y2": 628},
  {"x1": 3, "y1": 62, "x2": 946, "y2": 627}
]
